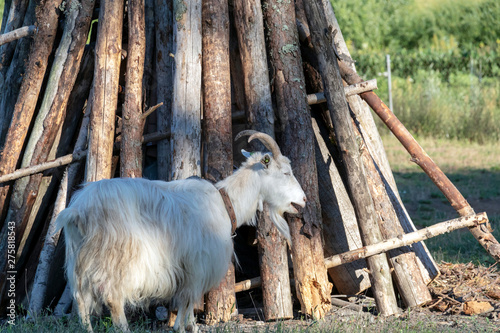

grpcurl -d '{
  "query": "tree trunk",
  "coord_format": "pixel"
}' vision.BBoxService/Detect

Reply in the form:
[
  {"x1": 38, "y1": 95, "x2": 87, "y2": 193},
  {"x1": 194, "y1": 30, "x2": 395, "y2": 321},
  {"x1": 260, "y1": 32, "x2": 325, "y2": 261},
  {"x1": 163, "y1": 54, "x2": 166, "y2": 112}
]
[
  {"x1": 171, "y1": 0, "x2": 202, "y2": 180},
  {"x1": 320, "y1": 0, "x2": 439, "y2": 284},
  {"x1": 302, "y1": 0, "x2": 399, "y2": 315},
  {"x1": 353, "y1": 123, "x2": 432, "y2": 307},
  {"x1": 120, "y1": 0, "x2": 146, "y2": 178},
  {"x1": 0, "y1": 0, "x2": 63, "y2": 301},
  {"x1": 0, "y1": 0, "x2": 35, "y2": 147},
  {"x1": 202, "y1": 0, "x2": 236, "y2": 324},
  {"x1": 0, "y1": 0, "x2": 62, "y2": 223},
  {"x1": 86, "y1": 0, "x2": 124, "y2": 182},
  {"x1": 154, "y1": 0, "x2": 173, "y2": 181},
  {"x1": 233, "y1": 0, "x2": 296, "y2": 321},
  {"x1": 263, "y1": 0, "x2": 331, "y2": 319},
  {"x1": 312, "y1": 117, "x2": 371, "y2": 295}
]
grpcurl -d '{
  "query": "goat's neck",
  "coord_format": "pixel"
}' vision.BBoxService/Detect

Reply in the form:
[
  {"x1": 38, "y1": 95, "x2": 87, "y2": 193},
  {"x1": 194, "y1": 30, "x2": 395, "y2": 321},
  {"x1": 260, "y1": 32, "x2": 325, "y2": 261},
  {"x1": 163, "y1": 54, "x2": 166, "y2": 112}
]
[{"x1": 215, "y1": 168, "x2": 261, "y2": 228}]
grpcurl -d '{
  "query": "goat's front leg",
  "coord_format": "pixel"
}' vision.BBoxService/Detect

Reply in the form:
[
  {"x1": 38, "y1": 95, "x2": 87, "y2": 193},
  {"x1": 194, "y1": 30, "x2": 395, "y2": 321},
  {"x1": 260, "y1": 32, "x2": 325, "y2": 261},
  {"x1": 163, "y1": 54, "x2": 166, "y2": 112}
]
[
  {"x1": 75, "y1": 291, "x2": 93, "y2": 332},
  {"x1": 185, "y1": 302, "x2": 198, "y2": 333}
]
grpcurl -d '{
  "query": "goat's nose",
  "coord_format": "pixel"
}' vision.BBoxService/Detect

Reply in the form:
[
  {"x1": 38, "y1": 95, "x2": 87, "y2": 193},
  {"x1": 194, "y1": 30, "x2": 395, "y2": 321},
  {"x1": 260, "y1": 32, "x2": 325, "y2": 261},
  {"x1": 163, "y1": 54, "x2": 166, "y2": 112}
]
[{"x1": 303, "y1": 196, "x2": 307, "y2": 203}]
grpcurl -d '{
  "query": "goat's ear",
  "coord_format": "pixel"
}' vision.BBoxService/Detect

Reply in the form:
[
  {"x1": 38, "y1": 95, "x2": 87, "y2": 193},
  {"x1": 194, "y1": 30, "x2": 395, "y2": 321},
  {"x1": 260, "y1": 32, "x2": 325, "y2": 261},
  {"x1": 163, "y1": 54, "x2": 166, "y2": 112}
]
[
  {"x1": 241, "y1": 149, "x2": 252, "y2": 159},
  {"x1": 261, "y1": 154, "x2": 272, "y2": 168}
]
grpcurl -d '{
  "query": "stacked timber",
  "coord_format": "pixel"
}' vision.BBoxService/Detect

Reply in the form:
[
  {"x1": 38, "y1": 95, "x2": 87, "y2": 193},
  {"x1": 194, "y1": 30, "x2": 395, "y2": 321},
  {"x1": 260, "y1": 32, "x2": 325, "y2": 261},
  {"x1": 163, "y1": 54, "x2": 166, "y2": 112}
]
[{"x1": 0, "y1": 0, "x2": 497, "y2": 326}]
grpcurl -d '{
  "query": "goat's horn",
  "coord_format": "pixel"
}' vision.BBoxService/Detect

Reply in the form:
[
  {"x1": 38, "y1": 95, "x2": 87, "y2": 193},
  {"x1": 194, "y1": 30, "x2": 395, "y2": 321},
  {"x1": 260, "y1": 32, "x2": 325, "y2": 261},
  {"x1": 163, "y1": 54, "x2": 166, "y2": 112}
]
[{"x1": 235, "y1": 130, "x2": 282, "y2": 159}]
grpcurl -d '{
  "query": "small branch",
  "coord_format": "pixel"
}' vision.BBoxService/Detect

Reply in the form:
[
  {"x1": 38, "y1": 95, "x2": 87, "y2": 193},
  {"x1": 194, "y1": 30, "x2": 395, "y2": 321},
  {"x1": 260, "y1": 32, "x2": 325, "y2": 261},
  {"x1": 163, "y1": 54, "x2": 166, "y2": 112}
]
[
  {"x1": 234, "y1": 212, "x2": 488, "y2": 293},
  {"x1": 324, "y1": 212, "x2": 488, "y2": 269},
  {"x1": 0, "y1": 25, "x2": 36, "y2": 46},
  {"x1": 307, "y1": 80, "x2": 377, "y2": 105},
  {"x1": 141, "y1": 102, "x2": 163, "y2": 119},
  {"x1": 0, "y1": 131, "x2": 171, "y2": 184}
]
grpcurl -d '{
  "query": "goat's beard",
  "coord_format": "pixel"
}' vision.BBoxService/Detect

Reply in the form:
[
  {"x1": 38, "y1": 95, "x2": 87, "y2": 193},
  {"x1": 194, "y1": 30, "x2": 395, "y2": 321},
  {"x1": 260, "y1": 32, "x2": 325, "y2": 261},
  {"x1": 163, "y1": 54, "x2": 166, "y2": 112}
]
[{"x1": 269, "y1": 210, "x2": 291, "y2": 242}]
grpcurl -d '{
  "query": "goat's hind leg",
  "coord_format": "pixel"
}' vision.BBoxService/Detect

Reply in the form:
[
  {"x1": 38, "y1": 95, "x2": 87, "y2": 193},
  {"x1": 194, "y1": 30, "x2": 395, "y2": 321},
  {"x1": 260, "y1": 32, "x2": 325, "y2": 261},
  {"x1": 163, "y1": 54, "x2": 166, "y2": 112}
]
[
  {"x1": 75, "y1": 291, "x2": 94, "y2": 332},
  {"x1": 107, "y1": 297, "x2": 129, "y2": 332}
]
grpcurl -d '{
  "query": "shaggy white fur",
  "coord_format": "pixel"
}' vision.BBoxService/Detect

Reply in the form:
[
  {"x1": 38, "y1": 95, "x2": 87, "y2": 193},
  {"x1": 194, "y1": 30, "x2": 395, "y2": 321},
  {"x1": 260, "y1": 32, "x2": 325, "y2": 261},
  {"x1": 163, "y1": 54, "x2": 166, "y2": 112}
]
[{"x1": 56, "y1": 135, "x2": 306, "y2": 333}]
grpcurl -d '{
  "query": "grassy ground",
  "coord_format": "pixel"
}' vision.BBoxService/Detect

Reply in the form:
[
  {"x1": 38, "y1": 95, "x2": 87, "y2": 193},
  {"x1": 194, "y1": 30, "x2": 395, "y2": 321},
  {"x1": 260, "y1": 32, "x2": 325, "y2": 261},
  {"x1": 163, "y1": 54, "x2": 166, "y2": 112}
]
[{"x1": 382, "y1": 134, "x2": 500, "y2": 265}]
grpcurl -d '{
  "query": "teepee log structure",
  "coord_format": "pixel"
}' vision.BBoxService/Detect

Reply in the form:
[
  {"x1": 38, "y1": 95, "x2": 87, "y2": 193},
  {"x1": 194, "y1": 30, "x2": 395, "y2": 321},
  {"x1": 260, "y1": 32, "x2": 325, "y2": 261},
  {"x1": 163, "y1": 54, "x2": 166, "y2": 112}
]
[{"x1": 0, "y1": 0, "x2": 497, "y2": 325}]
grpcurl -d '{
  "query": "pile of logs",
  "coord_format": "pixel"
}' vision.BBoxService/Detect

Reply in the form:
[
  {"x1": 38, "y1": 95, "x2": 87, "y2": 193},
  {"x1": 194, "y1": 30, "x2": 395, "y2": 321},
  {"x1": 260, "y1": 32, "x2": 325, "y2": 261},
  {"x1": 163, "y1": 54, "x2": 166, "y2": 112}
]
[{"x1": 0, "y1": 0, "x2": 498, "y2": 325}]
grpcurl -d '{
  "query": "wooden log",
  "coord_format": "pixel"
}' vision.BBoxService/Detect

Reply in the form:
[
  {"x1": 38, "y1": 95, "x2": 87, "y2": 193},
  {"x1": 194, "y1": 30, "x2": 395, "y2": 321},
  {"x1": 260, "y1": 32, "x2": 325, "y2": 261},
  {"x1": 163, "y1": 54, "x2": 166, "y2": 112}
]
[
  {"x1": 233, "y1": 0, "x2": 295, "y2": 321},
  {"x1": 154, "y1": 0, "x2": 173, "y2": 181},
  {"x1": 312, "y1": 117, "x2": 371, "y2": 295},
  {"x1": 0, "y1": 130, "x2": 171, "y2": 185},
  {"x1": 28, "y1": 94, "x2": 92, "y2": 315},
  {"x1": 0, "y1": 0, "x2": 62, "y2": 223},
  {"x1": 302, "y1": 0, "x2": 399, "y2": 315},
  {"x1": 319, "y1": 0, "x2": 439, "y2": 284},
  {"x1": 0, "y1": 0, "x2": 29, "y2": 76},
  {"x1": 235, "y1": 213, "x2": 489, "y2": 294},
  {"x1": 202, "y1": 0, "x2": 236, "y2": 324},
  {"x1": 120, "y1": 0, "x2": 146, "y2": 178},
  {"x1": 354, "y1": 123, "x2": 432, "y2": 307},
  {"x1": 324, "y1": 213, "x2": 489, "y2": 268},
  {"x1": 337, "y1": 64, "x2": 500, "y2": 264},
  {"x1": 171, "y1": 0, "x2": 202, "y2": 180},
  {"x1": 0, "y1": 25, "x2": 34, "y2": 46},
  {"x1": 5, "y1": 0, "x2": 95, "y2": 249},
  {"x1": 263, "y1": 0, "x2": 332, "y2": 319},
  {"x1": 0, "y1": 0, "x2": 35, "y2": 147},
  {"x1": 86, "y1": 0, "x2": 124, "y2": 182}
]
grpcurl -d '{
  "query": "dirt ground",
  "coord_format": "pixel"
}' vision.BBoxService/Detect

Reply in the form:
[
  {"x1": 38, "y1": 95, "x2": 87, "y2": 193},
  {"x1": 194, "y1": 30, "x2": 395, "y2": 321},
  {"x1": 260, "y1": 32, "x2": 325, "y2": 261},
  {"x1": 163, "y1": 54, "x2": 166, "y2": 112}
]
[{"x1": 193, "y1": 262, "x2": 500, "y2": 332}]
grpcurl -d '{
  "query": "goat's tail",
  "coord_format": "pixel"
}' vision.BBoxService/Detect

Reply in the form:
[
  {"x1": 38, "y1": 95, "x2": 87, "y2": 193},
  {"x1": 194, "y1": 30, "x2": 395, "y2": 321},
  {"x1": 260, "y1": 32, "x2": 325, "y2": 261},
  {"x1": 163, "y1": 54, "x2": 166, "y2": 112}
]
[{"x1": 56, "y1": 208, "x2": 84, "y2": 264}]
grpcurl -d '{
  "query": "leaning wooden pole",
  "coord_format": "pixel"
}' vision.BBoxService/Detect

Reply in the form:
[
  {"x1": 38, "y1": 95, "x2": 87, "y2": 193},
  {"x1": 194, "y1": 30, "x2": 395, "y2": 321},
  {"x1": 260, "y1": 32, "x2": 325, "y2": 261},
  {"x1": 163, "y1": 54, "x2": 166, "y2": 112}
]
[
  {"x1": 320, "y1": 0, "x2": 439, "y2": 284},
  {"x1": 233, "y1": 0, "x2": 294, "y2": 321},
  {"x1": 120, "y1": 0, "x2": 146, "y2": 178},
  {"x1": 263, "y1": 0, "x2": 331, "y2": 319},
  {"x1": 0, "y1": 0, "x2": 62, "y2": 223},
  {"x1": 202, "y1": 0, "x2": 237, "y2": 324},
  {"x1": 303, "y1": 0, "x2": 399, "y2": 315},
  {"x1": 337, "y1": 63, "x2": 500, "y2": 263},
  {"x1": 86, "y1": 0, "x2": 124, "y2": 182},
  {"x1": 171, "y1": 0, "x2": 202, "y2": 180}
]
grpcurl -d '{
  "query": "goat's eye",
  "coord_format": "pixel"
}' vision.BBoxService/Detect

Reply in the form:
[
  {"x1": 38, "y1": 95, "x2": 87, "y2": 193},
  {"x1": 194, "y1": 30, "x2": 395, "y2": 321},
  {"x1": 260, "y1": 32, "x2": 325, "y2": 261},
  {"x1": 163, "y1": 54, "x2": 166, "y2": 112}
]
[{"x1": 284, "y1": 172, "x2": 291, "y2": 176}]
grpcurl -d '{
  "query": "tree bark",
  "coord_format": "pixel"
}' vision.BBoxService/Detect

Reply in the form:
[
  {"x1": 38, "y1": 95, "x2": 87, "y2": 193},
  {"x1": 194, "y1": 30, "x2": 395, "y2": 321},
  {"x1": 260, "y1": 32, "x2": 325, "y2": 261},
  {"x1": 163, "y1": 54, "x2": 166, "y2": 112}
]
[
  {"x1": 202, "y1": 0, "x2": 236, "y2": 324},
  {"x1": 120, "y1": 0, "x2": 146, "y2": 178},
  {"x1": 353, "y1": 123, "x2": 432, "y2": 307},
  {"x1": 0, "y1": 0, "x2": 35, "y2": 148},
  {"x1": 302, "y1": 0, "x2": 399, "y2": 315},
  {"x1": 263, "y1": 0, "x2": 331, "y2": 319},
  {"x1": 86, "y1": 0, "x2": 124, "y2": 182},
  {"x1": 154, "y1": 0, "x2": 173, "y2": 181},
  {"x1": 171, "y1": 0, "x2": 202, "y2": 180},
  {"x1": 0, "y1": 0, "x2": 62, "y2": 223},
  {"x1": 0, "y1": 25, "x2": 35, "y2": 46},
  {"x1": 324, "y1": 212, "x2": 488, "y2": 268},
  {"x1": 312, "y1": 117, "x2": 371, "y2": 295},
  {"x1": 320, "y1": 0, "x2": 439, "y2": 284},
  {"x1": 233, "y1": 0, "x2": 296, "y2": 321}
]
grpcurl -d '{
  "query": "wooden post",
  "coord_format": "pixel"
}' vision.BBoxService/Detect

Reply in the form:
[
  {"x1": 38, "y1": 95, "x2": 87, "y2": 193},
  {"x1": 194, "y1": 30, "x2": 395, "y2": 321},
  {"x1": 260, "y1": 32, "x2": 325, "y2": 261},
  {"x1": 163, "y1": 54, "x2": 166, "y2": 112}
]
[
  {"x1": 263, "y1": 0, "x2": 331, "y2": 319},
  {"x1": 353, "y1": 123, "x2": 432, "y2": 307},
  {"x1": 120, "y1": 0, "x2": 146, "y2": 178},
  {"x1": 302, "y1": 0, "x2": 399, "y2": 315},
  {"x1": 202, "y1": 0, "x2": 237, "y2": 324},
  {"x1": 319, "y1": 0, "x2": 439, "y2": 284},
  {"x1": 312, "y1": 117, "x2": 371, "y2": 295},
  {"x1": 171, "y1": 0, "x2": 202, "y2": 180},
  {"x1": 233, "y1": 0, "x2": 295, "y2": 321},
  {"x1": 154, "y1": 0, "x2": 173, "y2": 181},
  {"x1": 86, "y1": 0, "x2": 124, "y2": 182}
]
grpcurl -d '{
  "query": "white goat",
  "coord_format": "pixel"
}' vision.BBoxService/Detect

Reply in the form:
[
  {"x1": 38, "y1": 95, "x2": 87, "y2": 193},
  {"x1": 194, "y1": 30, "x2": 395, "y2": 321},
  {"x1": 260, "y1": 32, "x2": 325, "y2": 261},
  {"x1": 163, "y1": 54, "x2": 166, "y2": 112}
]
[{"x1": 56, "y1": 130, "x2": 306, "y2": 332}]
